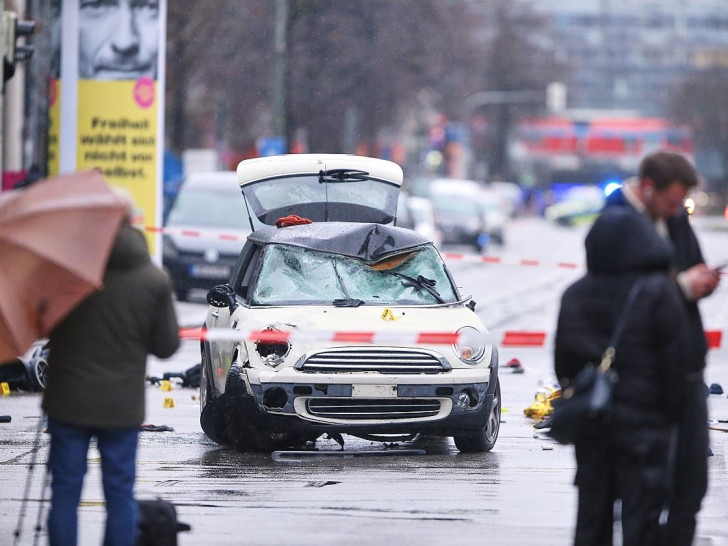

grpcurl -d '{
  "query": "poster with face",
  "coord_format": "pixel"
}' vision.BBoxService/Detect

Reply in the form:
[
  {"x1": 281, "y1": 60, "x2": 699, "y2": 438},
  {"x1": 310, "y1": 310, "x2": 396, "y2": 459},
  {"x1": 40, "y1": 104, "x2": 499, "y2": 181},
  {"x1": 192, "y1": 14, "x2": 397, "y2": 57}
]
[
  {"x1": 78, "y1": 0, "x2": 159, "y2": 80},
  {"x1": 57, "y1": 0, "x2": 166, "y2": 259}
]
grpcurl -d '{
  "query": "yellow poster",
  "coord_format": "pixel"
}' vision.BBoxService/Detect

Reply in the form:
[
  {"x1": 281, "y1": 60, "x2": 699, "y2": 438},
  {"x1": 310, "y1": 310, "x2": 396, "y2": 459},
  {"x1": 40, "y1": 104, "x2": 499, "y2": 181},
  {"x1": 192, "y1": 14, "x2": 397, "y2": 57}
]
[
  {"x1": 47, "y1": 78, "x2": 61, "y2": 176},
  {"x1": 76, "y1": 78, "x2": 158, "y2": 251}
]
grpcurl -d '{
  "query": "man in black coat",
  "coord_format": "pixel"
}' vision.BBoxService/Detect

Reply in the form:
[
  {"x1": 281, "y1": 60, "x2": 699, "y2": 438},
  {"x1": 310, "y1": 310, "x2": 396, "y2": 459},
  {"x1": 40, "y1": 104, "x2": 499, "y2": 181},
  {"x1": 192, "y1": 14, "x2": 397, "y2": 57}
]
[
  {"x1": 555, "y1": 206, "x2": 689, "y2": 545},
  {"x1": 604, "y1": 150, "x2": 720, "y2": 545},
  {"x1": 44, "y1": 218, "x2": 180, "y2": 546}
]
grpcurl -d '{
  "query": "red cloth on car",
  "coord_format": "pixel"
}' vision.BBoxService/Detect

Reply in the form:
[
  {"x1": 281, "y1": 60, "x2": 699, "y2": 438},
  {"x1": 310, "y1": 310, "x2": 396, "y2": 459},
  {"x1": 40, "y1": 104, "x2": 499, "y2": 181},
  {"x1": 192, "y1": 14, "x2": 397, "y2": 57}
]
[{"x1": 275, "y1": 215, "x2": 313, "y2": 228}]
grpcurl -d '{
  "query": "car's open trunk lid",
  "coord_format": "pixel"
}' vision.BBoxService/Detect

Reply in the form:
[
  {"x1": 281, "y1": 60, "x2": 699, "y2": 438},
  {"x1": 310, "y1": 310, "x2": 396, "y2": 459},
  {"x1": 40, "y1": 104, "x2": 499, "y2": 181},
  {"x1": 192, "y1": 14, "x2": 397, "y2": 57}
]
[{"x1": 237, "y1": 154, "x2": 403, "y2": 227}]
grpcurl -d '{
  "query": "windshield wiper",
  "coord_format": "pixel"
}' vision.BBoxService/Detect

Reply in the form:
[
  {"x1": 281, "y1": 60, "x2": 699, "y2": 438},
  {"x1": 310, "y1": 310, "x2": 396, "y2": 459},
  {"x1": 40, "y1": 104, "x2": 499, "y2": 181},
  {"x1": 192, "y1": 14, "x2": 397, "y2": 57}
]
[
  {"x1": 332, "y1": 258, "x2": 364, "y2": 307},
  {"x1": 333, "y1": 298, "x2": 365, "y2": 307},
  {"x1": 384, "y1": 272, "x2": 446, "y2": 304},
  {"x1": 318, "y1": 169, "x2": 370, "y2": 183}
]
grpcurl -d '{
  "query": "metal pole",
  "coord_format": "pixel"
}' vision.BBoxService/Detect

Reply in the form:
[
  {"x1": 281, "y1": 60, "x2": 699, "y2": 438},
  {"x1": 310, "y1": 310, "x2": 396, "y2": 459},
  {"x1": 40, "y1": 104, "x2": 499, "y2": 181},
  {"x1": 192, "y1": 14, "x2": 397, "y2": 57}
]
[
  {"x1": 0, "y1": 11, "x2": 6, "y2": 181},
  {"x1": 272, "y1": 0, "x2": 288, "y2": 141},
  {"x1": 462, "y1": 89, "x2": 547, "y2": 181},
  {"x1": 25, "y1": 0, "x2": 51, "y2": 176}
]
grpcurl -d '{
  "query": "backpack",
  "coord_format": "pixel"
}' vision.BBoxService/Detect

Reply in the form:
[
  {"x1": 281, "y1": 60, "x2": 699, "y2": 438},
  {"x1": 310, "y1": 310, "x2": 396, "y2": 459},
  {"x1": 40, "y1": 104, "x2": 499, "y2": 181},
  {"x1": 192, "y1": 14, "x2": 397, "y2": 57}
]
[{"x1": 137, "y1": 498, "x2": 191, "y2": 546}]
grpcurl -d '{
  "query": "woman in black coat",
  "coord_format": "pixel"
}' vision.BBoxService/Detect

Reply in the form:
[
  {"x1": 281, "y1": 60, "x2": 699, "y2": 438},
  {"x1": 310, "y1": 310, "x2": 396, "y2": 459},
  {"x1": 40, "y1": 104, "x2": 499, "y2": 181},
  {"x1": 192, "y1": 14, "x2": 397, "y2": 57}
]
[{"x1": 555, "y1": 206, "x2": 689, "y2": 546}]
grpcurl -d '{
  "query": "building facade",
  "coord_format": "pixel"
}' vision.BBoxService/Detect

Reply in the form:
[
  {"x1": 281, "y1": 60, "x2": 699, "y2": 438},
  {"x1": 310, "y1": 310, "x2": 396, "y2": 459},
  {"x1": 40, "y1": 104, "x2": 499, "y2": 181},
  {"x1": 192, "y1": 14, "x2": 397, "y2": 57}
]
[{"x1": 525, "y1": 0, "x2": 728, "y2": 115}]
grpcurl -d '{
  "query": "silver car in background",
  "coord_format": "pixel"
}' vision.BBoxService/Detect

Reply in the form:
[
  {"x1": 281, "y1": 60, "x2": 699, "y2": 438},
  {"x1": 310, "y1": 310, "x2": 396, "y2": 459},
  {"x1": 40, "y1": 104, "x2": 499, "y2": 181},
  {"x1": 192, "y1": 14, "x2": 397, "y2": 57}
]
[{"x1": 162, "y1": 171, "x2": 253, "y2": 301}]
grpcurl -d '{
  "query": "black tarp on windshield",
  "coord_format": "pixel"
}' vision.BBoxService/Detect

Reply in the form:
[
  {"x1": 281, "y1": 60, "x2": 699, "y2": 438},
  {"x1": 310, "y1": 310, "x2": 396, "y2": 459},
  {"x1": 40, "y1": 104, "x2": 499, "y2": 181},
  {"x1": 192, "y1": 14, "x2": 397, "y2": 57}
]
[{"x1": 247, "y1": 222, "x2": 430, "y2": 263}]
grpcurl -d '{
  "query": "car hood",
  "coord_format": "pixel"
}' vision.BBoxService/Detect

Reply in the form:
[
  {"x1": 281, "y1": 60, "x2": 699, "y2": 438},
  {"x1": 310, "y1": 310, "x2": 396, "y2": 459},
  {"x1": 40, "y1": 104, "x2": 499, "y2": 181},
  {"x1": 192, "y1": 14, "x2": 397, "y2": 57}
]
[
  {"x1": 233, "y1": 304, "x2": 492, "y2": 371},
  {"x1": 233, "y1": 304, "x2": 488, "y2": 351},
  {"x1": 241, "y1": 303, "x2": 481, "y2": 327}
]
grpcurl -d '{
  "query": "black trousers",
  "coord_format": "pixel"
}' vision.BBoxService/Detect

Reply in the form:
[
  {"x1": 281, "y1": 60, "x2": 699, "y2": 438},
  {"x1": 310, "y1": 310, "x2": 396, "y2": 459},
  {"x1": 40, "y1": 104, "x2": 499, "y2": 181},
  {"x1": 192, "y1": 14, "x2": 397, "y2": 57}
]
[
  {"x1": 665, "y1": 378, "x2": 709, "y2": 546},
  {"x1": 573, "y1": 427, "x2": 670, "y2": 546}
]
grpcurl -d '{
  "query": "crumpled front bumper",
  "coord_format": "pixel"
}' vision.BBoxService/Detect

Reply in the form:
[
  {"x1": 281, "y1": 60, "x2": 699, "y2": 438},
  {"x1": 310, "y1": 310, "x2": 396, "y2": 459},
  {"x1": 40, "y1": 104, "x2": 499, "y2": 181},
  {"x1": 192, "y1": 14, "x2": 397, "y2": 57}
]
[{"x1": 235, "y1": 365, "x2": 498, "y2": 436}]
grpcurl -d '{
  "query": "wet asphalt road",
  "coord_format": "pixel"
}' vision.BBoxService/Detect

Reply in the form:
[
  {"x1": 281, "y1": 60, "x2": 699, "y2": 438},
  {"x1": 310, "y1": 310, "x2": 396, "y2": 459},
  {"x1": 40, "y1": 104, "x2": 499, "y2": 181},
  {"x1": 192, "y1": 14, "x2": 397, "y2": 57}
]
[{"x1": 1, "y1": 217, "x2": 727, "y2": 545}]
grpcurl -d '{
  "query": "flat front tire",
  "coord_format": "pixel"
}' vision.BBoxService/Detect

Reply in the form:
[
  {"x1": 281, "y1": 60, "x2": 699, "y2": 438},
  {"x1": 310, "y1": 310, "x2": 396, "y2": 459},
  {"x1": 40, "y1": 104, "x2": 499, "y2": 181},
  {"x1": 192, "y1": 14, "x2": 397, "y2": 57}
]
[
  {"x1": 453, "y1": 378, "x2": 501, "y2": 453},
  {"x1": 200, "y1": 347, "x2": 228, "y2": 445},
  {"x1": 199, "y1": 350, "x2": 211, "y2": 413}
]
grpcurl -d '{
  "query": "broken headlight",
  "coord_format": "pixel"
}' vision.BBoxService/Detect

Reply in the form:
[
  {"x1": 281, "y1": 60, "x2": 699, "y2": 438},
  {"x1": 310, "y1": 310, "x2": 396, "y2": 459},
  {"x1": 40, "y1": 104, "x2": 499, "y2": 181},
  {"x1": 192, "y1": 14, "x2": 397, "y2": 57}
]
[{"x1": 254, "y1": 328, "x2": 291, "y2": 367}]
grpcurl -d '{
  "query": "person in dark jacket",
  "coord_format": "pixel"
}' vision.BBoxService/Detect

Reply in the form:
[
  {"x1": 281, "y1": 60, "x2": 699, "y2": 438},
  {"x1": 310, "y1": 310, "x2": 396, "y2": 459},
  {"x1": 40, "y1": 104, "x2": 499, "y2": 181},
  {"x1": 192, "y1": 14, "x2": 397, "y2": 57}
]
[
  {"x1": 43, "y1": 219, "x2": 180, "y2": 546},
  {"x1": 555, "y1": 205, "x2": 689, "y2": 546},
  {"x1": 604, "y1": 151, "x2": 720, "y2": 545}
]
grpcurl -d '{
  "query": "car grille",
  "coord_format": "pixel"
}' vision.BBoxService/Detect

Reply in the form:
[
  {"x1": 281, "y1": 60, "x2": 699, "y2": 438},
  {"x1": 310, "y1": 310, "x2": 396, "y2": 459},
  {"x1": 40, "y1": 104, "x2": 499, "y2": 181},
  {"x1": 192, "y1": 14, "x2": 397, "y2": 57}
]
[
  {"x1": 306, "y1": 398, "x2": 441, "y2": 420},
  {"x1": 296, "y1": 348, "x2": 449, "y2": 374}
]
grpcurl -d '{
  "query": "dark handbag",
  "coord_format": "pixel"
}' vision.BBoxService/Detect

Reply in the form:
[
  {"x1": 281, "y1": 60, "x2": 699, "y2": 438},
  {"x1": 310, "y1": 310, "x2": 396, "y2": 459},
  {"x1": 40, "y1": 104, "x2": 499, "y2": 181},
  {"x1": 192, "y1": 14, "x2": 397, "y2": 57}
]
[{"x1": 549, "y1": 279, "x2": 644, "y2": 445}]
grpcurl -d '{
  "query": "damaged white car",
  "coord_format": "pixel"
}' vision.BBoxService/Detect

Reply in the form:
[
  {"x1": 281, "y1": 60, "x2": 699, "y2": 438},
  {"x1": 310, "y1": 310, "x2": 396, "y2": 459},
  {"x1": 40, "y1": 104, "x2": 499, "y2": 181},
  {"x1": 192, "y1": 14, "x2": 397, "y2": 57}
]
[{"x1": 199, "y1": 154, "x2": 500, "y2": 453}]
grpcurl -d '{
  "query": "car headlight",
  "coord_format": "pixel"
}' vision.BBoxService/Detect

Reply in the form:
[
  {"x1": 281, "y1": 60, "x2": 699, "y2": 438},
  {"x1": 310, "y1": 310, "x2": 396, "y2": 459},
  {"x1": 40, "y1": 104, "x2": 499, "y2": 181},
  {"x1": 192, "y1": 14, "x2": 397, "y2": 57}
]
[
  {"x1": 453, "y1": 326, "x2": 486, "y2": 364},
  {"x1": 254, "y1": 328, "x2": 291, "y2": 367}
]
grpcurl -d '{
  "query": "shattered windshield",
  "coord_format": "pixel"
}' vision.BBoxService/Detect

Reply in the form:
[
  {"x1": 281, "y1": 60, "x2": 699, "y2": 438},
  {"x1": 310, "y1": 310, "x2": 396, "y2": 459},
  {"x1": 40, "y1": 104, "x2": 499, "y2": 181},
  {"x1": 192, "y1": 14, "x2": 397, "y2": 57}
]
[{"x1": 252, "y1": 244, "x2": 459, "y2": 305}]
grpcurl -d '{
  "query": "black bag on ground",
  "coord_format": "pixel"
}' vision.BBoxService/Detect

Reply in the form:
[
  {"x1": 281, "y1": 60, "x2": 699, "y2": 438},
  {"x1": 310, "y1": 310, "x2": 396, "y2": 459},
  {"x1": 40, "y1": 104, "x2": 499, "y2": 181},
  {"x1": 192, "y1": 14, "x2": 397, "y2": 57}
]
[
  {"x1": 147, "y1": 363, "x2": 201, "y2": 389},
  {"x1": 183, "y1": 363, "x2": 201, "y2": 389},
  {"x1": 549, "y1": 279, "x2": 644, "y2": 445},
  {"x1": 137, "y1": 498, "x2": 191, "y2": 546}
]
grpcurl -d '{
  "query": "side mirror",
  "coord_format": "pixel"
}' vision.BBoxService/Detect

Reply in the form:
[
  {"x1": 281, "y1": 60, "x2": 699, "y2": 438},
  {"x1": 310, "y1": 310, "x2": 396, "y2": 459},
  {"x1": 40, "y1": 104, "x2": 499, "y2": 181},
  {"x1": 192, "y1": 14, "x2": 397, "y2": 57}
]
[
  {"x1": 207, "y1": 284, "x2": 237, "y2": 310},
  {"x1": 466, "y1": 300, "x2": 476, "y2": 312}
]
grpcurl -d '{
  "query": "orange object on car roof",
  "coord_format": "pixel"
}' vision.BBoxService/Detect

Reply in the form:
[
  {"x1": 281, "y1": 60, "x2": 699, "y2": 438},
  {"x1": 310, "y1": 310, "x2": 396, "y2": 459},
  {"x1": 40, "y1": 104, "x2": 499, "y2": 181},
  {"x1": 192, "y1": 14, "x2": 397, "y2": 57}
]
[{"x1": 275, "y1": 215, "x2": 312, "y2": 228}]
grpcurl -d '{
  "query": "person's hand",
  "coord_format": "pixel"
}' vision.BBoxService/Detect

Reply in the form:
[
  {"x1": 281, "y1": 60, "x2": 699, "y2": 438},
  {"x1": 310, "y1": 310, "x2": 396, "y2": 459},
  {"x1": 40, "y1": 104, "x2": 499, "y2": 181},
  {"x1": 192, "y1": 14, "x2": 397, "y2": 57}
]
[{"x1": 683, "y1": 263, "x2": 720, "y2": 299}]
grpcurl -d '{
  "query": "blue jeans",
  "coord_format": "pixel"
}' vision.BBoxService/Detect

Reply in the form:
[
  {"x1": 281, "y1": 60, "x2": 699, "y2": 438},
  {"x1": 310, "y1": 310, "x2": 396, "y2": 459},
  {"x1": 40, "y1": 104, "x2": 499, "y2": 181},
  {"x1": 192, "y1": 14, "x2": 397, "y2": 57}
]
[{"x1": 47, "y1": 418, "x2": 139, "y2": 546}]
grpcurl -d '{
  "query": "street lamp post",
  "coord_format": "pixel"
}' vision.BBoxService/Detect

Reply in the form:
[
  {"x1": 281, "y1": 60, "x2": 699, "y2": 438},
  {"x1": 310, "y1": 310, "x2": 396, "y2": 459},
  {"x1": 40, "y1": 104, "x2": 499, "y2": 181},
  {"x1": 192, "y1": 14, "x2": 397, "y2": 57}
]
[
  {"x1": 271, "y1": 0, "x2": 288, "y2": 146},
  {"x1": 462, "y1": 83, "x2": 566, "y2": 181}
]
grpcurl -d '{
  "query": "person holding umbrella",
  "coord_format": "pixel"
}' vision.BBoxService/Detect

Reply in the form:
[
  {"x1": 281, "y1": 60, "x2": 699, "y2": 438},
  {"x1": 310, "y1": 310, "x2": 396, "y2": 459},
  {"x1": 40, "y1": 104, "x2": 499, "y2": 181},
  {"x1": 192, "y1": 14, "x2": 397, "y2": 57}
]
[{"x1": 42, "y1": 190, "x2": 179, "y2": 546}]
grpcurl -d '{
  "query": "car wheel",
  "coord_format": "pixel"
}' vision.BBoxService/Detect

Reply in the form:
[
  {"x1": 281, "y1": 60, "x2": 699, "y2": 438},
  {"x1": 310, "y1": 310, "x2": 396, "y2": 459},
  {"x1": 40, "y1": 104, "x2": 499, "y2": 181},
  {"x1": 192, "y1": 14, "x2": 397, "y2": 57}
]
[
  {"x1": 219, "y1": 367, "x2": 307, "y2": 453},
  {"x1": 221, "y1": 365, "x2": 270, "y2": 452},
  {"x1": 199, "y1": 350, "x2": 211, "y2": 413},
  {"x1": 224, "y1": 411, "x2": 276, "y2": 453},
  {"x1": 453, "y1": 378, "x2": 501, "y2": 453},
  {"x1": 30, "y1": 356, "x2": 48, "y2": 391},
  {"x1": 199, "y1": 347, "x2": 228, "y2": 445}
]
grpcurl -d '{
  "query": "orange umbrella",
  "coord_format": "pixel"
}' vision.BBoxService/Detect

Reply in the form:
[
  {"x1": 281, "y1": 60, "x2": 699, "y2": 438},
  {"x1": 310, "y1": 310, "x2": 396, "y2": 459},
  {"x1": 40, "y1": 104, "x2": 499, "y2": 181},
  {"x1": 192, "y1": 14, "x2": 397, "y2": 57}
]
[{"x1": 0, "y1": 170, "x2": 127, "y2": 363}]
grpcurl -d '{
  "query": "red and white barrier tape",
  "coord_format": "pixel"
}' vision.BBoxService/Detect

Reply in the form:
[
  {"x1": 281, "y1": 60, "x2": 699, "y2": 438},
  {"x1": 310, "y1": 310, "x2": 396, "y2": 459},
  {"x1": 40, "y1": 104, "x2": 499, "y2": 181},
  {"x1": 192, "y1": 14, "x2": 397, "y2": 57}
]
[
  {"x1": 441, "y1": 252, "x2": 581, "y2": 270},
  {"x1": 179, "y1": 327, "x2": 724, "y2": 350},
  {"x1": 143, "y1": 224, "x2": 728, "y2": 274},
  {"x1": 147, "y1": 224, "x2": 583, "y2": 268},
  {"x1": 144, "y1": 225, "x2": 248, "y2": 242}
]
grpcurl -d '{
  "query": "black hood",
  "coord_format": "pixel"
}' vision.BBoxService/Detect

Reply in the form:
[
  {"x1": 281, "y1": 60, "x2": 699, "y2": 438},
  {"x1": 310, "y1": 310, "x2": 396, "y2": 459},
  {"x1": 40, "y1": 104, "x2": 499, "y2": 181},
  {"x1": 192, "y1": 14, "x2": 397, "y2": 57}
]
[
  {"x1": 585, "y1": 207, "x2": 673, "y2": 275},
  {"x1": 248, "y1": 222, "x2": 430, "y2": 263},
  {"x1": 106, "y1": 222, "x2": 151, "y2": 270}
]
